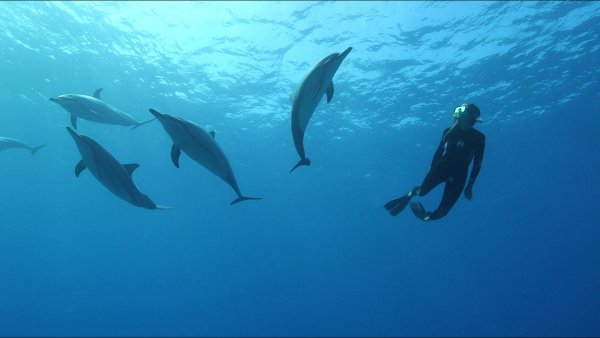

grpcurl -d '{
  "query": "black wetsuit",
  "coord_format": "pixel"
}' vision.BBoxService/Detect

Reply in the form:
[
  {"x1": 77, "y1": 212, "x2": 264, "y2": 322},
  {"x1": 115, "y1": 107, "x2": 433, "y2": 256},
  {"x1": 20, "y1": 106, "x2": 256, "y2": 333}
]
[{"x1": 415, "y1": 125, "x2": 485, "y2": 220}]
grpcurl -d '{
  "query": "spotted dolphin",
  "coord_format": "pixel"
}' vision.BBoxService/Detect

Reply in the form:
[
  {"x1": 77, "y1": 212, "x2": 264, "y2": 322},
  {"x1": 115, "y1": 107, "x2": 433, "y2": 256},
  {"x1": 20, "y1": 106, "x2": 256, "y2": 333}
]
[
  {"x1": 66, "y1": 127, "x2": 168, "y2": 210},
  {"x1": 50, "y1": 88, "x2": 155, "y2": 129},
  {"x1": 149, "y1": 108, "x2": 260, "y2": 205},
  {"x1": 290, "y1": 47, "x2": 352, "y2": 172},
  {"x1": 0, "y1": 137, "x2": 46, "y2": 155}
]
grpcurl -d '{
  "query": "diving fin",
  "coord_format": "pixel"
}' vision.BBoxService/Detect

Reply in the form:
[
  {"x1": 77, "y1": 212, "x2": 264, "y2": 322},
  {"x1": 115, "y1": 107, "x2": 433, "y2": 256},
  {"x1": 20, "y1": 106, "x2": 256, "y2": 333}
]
[
  {"x1": 384, "y1": 195, "x2": 411, "y2": 216},
  {"x1": 410, "y1": 201, "x2": 428, "y2": 220}
]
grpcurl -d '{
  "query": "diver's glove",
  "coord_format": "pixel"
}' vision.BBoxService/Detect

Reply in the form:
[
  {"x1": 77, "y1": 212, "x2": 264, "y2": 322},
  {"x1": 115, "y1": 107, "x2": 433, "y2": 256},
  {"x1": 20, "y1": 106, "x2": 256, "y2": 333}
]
[{"x1": 464, "y1": 180, "x2": 474, "y2": 200}]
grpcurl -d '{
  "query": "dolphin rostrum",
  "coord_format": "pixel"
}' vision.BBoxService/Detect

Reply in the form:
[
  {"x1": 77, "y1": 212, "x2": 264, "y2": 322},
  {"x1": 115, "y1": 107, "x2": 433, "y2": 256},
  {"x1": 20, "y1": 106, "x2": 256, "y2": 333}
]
[
  {"x1": 0, "y1": 137, "x2": 46, "y2": 155},
  {"x1": 149, "y1": 108, "x2": 261, "y2": 205},
  {"x1": 290, "y1": 47, "x2": 352, "y2": 172},
  {"x1": 50, "y1": 88, "x2": 155, "y2": 129},
  {"x1": 66, "y1": 127, "x2": 168, "y2": 210}
]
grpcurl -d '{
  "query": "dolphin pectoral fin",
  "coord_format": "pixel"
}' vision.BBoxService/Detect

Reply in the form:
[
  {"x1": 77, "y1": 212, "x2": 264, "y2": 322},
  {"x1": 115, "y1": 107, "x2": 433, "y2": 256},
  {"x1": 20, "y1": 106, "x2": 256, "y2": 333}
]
[
  {"x1": 171, "y1": 145, "x2": 181, "y2": 168},
  {"x1": 209, "y1": 131, "x2": 216, "y2": 138},
  {"x1": 31, "y1": 144, "x2": 47, "y2": 156},
  {"x1": 230, "y1": 195, "x2": 262, "y2": 205},
  {"x1": 75, "y1": 160, "x2": 86, "y2": 177},
  {"x1": 93, "y1": 88, "x2": 103, "y2": 99},
  {"x1": 289, "y1": 92, "x2": 295, "y2": 103},
  {"x1": 123, "y1": 163, "x2": 140, "y2": 176},
  {"x1": 326, "y1": 82, "x2": 334, "y2": 103},
  {"x1": 131, "y1": 118, "x2": 156, "y2": 129},
  {"x1": 154, "y1": 205, "x2": 173, "y2": 210},
  {"x1": 290, "y1": 157, "x2": 311, "y2": 173},
  {"x1": 71, "y1": 115, "x2": 78, "y2": 129}
]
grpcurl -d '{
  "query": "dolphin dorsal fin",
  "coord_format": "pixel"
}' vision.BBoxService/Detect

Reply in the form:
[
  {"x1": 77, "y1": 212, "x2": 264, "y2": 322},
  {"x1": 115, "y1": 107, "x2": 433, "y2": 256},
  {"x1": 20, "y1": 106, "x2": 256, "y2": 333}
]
[
  {"x1": 93, "y1": 88, "x2": 103, "y2": 99},
  {"x1": 326, "y1": 83, "x2": 334, "y2": 104},
  {"x1": 75, "y1": 160, "x2": 86, "y2": 177},
  {"x1": 209, "y1": 131, "x2": 216, "y2": 138},
  {"x1": 123, "y1": 163, "x2": 140, "y2": 176}
]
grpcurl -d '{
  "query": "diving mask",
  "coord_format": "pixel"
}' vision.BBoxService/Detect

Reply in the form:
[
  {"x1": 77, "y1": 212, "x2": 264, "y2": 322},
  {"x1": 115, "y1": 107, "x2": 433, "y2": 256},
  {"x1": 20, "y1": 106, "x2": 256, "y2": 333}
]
[{"x1": 453, "y1": 104, "x2": 482, "y2": 122}]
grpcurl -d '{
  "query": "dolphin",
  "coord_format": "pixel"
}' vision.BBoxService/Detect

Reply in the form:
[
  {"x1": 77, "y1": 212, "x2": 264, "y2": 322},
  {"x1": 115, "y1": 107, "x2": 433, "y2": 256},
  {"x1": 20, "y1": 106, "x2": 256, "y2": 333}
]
[
  {"x1": 290, "y1": 47, "x2": 352, "y2": 172},
  {"x1": 50, "y1": 88, "x2": 155, "y2": 129},
  {"x1": 148, "y1": 108, "x2": 261, "y2": 205},
  {"x1": 66, "y1": 127, "x2": 168, "y2": 210},
  {"x1": 0, "y1": 137, "x2": 46, "y2": 155}
]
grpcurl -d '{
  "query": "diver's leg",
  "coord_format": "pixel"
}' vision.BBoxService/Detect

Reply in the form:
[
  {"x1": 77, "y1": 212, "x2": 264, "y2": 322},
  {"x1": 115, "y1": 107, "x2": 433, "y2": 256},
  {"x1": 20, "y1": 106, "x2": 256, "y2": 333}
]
[
  {"x1": 407, "y1": 168, "x2": 448, "y2": 220},
  {"x1": 406, "y1": 168, "x2": 446, "y2": 219},
  {"x1": 384, "y1": 168, "x2": 442, "y2": 216},
  {"x1": 384, "y1": 185, "x2": 422, "y2": 216},
  {"x1": 427, "y1": 175, "x2": 467, "y2": 221},
  {"x1": 415, "y1": 167, "x2": 446, "y2": 197}
]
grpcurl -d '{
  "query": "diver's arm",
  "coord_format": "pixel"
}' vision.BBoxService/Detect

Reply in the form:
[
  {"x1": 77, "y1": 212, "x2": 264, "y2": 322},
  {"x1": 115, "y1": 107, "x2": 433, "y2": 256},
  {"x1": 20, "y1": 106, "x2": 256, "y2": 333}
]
[
  {"x1": 464, "y1": 134, "x2": 485, "y2": 200},
  {"x1": 469, "y1": 134, "x2": 485, "y2": 184},
  {"x1": 430, "y1": 128, "x2": 449, "y2": 168}
]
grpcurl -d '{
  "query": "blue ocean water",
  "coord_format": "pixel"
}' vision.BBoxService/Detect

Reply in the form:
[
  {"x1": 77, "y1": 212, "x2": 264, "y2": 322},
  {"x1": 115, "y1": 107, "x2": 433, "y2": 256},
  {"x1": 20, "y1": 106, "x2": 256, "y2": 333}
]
[{"x1": 1, "y1": 1, "x2": 599, "y2": 336}]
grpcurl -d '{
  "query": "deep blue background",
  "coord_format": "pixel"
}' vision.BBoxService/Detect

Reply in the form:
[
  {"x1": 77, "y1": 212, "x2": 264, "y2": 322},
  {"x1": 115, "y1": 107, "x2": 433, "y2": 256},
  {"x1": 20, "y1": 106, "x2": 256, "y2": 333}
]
[{"x1": 0, "y1": 1, "x2": 599, "y2": 336}]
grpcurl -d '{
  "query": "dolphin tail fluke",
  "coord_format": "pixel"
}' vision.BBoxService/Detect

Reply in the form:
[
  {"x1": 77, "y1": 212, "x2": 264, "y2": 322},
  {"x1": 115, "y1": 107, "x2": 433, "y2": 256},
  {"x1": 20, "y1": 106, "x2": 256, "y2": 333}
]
[
  {"x1": 31, "y1": 144, "x2": 47, "y2": 156},
  {"x1": 131, "y1": 118, "x2": 157, "y2": 129},
  {"x1": 289, "y1": 157, "x2": 311, "y2": 173},
  {"x1": 230, "y1": 196, "x2": 262, "y2": 205}
]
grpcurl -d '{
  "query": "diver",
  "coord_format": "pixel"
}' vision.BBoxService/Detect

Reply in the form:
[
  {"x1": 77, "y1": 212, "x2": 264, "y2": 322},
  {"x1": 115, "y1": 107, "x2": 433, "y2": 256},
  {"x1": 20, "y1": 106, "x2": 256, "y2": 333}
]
[{"x1": 384, "y1": 103, "x2": 485, "y2": 221}]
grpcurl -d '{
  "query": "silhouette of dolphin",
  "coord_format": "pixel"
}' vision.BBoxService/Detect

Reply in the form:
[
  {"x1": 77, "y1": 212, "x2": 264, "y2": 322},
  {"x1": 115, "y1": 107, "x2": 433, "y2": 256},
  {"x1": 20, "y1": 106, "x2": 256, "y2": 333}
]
[
  {"x1": 290, "y1": 47, "x2": 352, "y2": 172},
  {"x1": 0, "y1": 137, "x2": 46, "y2": 155},
  {"x1": 149, "y1": 108, "x2": 260, "y2": 205},
  {"x1": 66, "y1": 127, "x2": 168, "y2": 210},
  {"x1": 50, "y1": 88, "x2": 154, "y2": 129}
]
